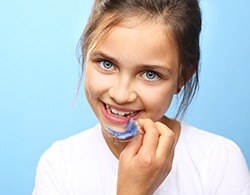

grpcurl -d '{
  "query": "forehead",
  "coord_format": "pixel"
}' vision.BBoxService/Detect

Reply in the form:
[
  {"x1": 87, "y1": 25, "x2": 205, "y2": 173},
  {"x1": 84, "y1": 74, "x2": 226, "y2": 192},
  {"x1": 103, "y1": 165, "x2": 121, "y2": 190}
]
[
  {"x1": 87, "y1": 18, "x2": 179, "y2": 71},
  {"x1": 87, "y1": 16, "x2": 177, "y2": 55}
]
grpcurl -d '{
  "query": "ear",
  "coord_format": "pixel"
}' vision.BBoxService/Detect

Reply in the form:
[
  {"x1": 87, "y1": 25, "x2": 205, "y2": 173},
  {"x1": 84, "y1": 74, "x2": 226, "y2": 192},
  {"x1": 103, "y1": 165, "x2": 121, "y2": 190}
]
[
  {"x1": 174, "y1": 81, "x2": 183, "y2": 94},
  {"x1": 174, "y1": 86, "x2": 182, "y2": 94},
  {"x1": 174, "y1": 64, "x2": 196, "y2": 94},
  {"x1": 174, "y1": 67, "x2": 185, "y2": 94}
]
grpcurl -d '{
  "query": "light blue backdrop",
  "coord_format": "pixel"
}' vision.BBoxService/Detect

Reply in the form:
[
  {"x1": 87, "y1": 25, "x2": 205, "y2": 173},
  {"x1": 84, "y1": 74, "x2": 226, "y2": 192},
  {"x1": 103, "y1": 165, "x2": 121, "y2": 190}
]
[{"x1": 0, "y1": 0, "x2": 249, "y2": 194}]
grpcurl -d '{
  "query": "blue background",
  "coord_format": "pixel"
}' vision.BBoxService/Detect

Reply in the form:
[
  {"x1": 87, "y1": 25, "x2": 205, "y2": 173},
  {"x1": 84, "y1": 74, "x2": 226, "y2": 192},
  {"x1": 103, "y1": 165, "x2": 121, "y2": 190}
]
[{"x1": 0, "y1": 0, "x2": 249, "y2": 194}]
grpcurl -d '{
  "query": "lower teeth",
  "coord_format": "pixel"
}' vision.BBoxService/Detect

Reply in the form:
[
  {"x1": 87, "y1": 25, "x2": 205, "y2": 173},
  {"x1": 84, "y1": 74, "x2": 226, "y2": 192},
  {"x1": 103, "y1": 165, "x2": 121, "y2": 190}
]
[{"x1": 110, "y1": 110, "x2": 133, "y2": 117}]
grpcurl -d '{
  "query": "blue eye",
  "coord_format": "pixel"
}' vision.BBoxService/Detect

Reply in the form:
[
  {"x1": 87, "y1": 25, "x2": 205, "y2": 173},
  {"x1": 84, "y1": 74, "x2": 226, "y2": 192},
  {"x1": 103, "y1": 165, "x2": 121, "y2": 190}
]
[
  {"x1": 143, "y1": 71, "x2": 160, "y2": 81},
  {"x1": 100, "y1": 60, "x2": 114, "y2": 70}
]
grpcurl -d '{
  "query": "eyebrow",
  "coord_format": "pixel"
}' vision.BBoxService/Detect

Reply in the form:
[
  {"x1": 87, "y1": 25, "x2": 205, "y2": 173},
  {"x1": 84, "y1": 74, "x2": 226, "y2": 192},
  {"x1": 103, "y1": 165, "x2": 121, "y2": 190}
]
[
  {"x1": 90, "y1": 50, "x2": 173, "y2": 75},
  {"x1": 89, "y1": 51, "x2": 119, "y2": 65},
  {"x1": 137, "y1": 64, "x2": 172, "y2": 75}
]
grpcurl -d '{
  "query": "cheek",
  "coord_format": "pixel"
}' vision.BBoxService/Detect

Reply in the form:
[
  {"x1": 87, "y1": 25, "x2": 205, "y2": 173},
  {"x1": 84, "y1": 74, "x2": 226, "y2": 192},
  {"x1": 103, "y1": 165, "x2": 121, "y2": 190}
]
[
  {"x1": 139, "y1": 85, "x2": 175, "y2": 119},
  {"x1": 84, "y1": 65, "x2": 100, "y2": 99},
  {"x1": 84, "y1": 65, "x2": 111, "y2": 99}
]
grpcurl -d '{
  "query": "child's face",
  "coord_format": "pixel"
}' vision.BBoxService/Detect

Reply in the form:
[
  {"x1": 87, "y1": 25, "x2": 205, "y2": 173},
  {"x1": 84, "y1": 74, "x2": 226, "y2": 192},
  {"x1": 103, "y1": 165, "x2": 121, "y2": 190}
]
[{"x1": 84, "y1": 19, "x2": 180, "y2": 131}]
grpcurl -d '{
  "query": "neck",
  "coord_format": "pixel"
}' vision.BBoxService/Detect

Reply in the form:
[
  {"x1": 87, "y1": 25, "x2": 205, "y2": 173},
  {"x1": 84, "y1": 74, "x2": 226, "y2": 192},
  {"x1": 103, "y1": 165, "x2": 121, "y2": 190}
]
[{"x1": 103, "y1": 134, "x2": 128, "y2": 159}]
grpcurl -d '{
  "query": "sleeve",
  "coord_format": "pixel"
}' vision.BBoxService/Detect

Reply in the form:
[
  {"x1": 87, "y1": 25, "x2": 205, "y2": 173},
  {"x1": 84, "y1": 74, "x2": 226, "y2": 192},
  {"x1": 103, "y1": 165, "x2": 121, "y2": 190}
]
[
  {"x1": 206, "y1": 138, "x2": 250, "y2": 195},
  {"x1": 32, "y1": 142, "x2": 68, "y2": 195}
]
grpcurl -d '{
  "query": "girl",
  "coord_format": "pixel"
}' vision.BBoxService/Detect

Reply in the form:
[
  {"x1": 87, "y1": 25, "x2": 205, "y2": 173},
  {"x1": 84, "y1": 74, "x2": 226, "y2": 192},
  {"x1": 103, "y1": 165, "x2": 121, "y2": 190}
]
[{"x1": 33, "y1": 0, "x2": 250, "y2": 194}]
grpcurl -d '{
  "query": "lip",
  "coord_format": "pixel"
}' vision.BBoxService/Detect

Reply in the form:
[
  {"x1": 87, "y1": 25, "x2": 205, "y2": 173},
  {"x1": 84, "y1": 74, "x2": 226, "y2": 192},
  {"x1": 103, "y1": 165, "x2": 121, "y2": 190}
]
[{"x1": 101, "y1": 101, "x2": 141, "y2": 125}]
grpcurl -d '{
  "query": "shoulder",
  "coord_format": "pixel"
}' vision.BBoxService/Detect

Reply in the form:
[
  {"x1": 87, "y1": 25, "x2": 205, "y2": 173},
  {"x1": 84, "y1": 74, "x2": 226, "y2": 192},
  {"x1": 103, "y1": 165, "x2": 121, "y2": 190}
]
[
  {"x1": 34, "y1": 124, "x2": 102, "y2": 182},
  {"x1": 178, "y1": 122, "x2": 249, "y2": 173},
  {"x1": 178, "y1": 122, "x2": 250, "y2": 193},
  {"x1": 39, "y1": 124, "x2": 101, "y2": 164},
  {"x1": 180, "y1": 122, "x2": 242, "y2": 153},
  {"x1": 33, "y1": 125, "x2": 103, "y2": 194}
]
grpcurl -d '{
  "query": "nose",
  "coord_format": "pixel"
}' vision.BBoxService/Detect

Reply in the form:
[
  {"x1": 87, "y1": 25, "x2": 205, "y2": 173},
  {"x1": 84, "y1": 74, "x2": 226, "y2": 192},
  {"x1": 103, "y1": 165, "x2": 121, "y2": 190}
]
[{"x1": 108, "y1": 77, "x2": 137, "y2": 104}]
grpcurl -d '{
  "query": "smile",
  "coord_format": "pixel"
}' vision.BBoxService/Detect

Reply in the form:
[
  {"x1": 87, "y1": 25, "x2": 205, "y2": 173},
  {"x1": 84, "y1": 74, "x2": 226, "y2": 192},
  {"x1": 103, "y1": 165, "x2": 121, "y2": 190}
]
[
  {"x1": 105, "y1": 104, "x2": 138, "y2": 117},
  {"x1": 101, "y1": 102, "x2": 141, "y2": 125}
]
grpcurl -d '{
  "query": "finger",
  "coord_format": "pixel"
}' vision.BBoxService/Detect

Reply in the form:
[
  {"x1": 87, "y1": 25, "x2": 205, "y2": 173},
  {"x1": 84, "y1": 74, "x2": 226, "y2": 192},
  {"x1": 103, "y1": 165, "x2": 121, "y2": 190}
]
[
  {"x1": 137, "y1": 118, "x2": 160, "y2": 155},
  {"x1": 120, "y1": 133, "x2": 143, "y2": 160},
  {"x1": 154, "y1": 122, "x2": 176, "y2": 158}
]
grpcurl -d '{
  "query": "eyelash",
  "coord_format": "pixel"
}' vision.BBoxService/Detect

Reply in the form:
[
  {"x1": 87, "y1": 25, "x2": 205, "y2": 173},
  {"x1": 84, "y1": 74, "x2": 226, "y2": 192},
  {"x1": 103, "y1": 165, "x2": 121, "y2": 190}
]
[
  {"x1": 96, "y1": 59, "x2": 163, "y2": 82},
  {"x1": 141, "y1": 70, "x2": 162, "y2": 82},
  {"x1": 99, "y1": 60, "x2": 115, "y2": 71}
]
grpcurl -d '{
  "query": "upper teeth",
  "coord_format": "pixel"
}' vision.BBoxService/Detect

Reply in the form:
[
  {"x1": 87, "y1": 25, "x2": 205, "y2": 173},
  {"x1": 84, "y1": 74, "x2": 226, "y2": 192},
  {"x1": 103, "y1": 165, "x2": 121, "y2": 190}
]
[{"x1": 106, "y1": 105, "x2": 136, "y2": 117}]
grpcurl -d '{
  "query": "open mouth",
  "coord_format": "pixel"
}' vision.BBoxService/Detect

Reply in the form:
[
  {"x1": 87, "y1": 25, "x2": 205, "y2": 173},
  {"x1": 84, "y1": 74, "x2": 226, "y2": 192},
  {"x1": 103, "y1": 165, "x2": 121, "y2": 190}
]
[
  {"x1": 101, "y1": 101, "x2": 141, "y2": 125},
  {"x1": 105, "y1": 104, "x2": 139, "y2": 118}
]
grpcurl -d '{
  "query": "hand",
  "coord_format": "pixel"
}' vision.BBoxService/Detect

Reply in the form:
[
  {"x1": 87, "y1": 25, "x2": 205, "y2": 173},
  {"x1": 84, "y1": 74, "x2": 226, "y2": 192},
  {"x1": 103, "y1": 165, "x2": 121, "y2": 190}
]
[{"x1": 117, "y1": 118, "x2": 177, "y2": 195}]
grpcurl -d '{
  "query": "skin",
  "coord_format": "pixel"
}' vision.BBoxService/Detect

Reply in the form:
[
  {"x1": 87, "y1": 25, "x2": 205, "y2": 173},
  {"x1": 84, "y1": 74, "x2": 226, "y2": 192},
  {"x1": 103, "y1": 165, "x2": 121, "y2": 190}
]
[{"x1": 84, "y1": 18, "x2": 182, "y2": 194}]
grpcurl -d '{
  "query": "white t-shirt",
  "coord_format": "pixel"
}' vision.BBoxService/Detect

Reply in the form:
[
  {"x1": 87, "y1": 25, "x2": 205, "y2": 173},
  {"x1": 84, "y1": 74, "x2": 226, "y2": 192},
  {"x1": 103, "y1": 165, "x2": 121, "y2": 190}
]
[{"x1": 33, "y1": 122, "x2": 250, "y2": 195}]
